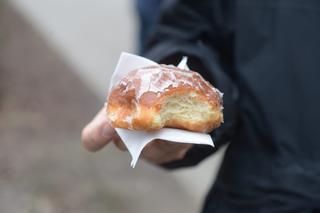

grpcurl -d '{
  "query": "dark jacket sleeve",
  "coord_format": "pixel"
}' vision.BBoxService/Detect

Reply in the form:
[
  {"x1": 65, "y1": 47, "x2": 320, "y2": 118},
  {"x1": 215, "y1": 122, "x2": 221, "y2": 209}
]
[{"x1": 143, "y1": 0, "x2": 239, "y2": 169}]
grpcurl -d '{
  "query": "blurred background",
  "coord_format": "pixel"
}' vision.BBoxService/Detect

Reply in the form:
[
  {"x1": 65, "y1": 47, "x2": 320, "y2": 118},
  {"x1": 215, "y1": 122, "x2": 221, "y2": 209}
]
[{"x1": 0, "y1": 0, "x2": 226, "y2": 212}]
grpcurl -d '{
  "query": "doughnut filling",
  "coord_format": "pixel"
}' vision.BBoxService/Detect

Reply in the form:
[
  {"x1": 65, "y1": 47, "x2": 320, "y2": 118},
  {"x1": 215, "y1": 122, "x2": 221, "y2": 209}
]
[{"x1": 107, "y1": 65, "x2": 223, "y2": 133}]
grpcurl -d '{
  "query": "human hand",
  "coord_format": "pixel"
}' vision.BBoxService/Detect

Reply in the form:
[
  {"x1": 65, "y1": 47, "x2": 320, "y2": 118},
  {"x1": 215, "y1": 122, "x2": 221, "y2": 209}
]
[{"x1": 81, "y1": 107, "x2": 193, "y2": 165}]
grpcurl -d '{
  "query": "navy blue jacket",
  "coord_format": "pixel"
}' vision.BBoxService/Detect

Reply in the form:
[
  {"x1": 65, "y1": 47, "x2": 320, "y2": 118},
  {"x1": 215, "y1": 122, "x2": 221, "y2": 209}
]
[{"x1": 145, "y1": 0, "x2": 320, "y2": 212}]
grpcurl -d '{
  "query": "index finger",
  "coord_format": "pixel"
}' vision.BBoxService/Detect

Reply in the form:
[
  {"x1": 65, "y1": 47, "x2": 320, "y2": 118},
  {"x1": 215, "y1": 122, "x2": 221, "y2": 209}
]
[{"x1": 81, "y1": 107, "x2": 116, "y2": 152}]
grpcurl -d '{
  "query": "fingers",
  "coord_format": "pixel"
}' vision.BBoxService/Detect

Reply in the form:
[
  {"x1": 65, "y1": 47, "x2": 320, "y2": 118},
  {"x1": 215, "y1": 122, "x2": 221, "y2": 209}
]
[
  {"x1": 112, "y1": 134, "x2": 127, "y2": 151},
  {"x1": 141, "y1": 140, "x2": 193, "y2": 165},
  {"x1": 81, "y1": 108, "x2": 116, "y2": 152},
  {"x1": 156, "y1": 143, "x2": 192, "y2": 164},
  {"x1": 81, "y1": 108, "x2": 192, "y2": 165}
]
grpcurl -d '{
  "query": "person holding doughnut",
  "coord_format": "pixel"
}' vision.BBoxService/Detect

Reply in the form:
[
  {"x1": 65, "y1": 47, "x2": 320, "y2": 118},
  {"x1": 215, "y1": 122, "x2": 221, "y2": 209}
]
[{"x1": 82, "y1": 0, "x2": 320, "y2": 212}]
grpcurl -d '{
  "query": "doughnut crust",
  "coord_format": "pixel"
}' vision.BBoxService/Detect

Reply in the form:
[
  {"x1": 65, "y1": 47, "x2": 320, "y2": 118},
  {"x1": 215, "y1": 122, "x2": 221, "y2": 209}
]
[{"x1": 107, "y1": 65, "x2": 223, "y2": 133}]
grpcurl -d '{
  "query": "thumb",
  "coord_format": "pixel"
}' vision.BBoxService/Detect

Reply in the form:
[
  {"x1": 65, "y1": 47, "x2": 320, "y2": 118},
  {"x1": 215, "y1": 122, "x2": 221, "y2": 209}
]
[{"x1": 81, "y1": 108, "x2": 115, "y2": 152}]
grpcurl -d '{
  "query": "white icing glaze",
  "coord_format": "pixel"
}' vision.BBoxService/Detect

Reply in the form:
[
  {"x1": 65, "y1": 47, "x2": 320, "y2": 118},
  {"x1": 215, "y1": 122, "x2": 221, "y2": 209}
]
[
  {"x1": 138, "y1": 67, "x2": 198, "y2": 99},
  {"x1": 115, "y1": 65, "x2": 222, "y2": 104}
]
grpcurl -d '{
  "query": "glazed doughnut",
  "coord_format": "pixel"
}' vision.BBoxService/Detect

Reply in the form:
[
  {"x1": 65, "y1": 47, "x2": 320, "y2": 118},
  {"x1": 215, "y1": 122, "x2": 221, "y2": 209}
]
[{"x1": 107, "y1": 65, "x2": 223, "y2": 133}]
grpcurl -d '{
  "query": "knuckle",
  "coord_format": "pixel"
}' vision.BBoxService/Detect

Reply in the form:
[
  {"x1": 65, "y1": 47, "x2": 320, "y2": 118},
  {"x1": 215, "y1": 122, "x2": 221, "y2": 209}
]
[
  {"x1": 81, "y1": 126, "x2": 102, "y2": 152},
  {"x1": 81, "y1": 125, "x2": 90, "y2": 143},
  {"x1": 81, "y1": 127, "x2": 95, "y2": 151},
  {"x1": 91, "y1": 125, "x2": 103, "y2": 143},
  {"x1": 81, "y1": 128, "x2": 87, "y2": 144}
]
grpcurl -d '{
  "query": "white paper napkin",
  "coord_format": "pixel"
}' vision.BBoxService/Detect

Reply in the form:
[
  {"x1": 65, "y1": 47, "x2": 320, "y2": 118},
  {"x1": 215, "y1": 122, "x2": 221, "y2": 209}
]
[{"x1": 108, "y1": 52, "x2": 214, "y2": 167}]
